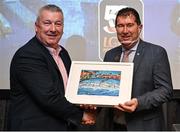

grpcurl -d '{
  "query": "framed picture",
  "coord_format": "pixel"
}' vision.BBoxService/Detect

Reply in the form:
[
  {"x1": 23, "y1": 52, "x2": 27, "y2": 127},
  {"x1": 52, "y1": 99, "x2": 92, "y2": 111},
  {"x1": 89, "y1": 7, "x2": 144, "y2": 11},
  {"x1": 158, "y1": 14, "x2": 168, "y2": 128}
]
[{"x1": 65, "y1": 61, "x2": 134, "y2": 107}]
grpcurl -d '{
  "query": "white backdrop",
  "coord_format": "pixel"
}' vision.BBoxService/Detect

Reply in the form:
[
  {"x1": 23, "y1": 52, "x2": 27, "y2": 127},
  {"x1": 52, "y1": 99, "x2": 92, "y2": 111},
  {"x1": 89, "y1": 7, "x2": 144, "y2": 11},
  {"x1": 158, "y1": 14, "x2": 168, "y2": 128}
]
[{"x1": 0, "y1": 0, "x2": 179, "y2": 89}]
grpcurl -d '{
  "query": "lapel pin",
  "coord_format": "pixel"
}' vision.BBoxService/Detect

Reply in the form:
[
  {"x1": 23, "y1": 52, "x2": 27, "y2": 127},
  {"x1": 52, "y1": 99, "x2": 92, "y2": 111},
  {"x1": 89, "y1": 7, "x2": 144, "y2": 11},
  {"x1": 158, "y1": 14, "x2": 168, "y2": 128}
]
[{"x1": 137, "y1": 53, "x2": 140, "y2": 56}]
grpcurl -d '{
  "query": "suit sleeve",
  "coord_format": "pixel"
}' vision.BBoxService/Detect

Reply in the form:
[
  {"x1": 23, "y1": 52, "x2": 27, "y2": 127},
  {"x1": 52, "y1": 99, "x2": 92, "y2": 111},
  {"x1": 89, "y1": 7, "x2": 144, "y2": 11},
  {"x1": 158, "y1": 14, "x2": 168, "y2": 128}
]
[
  {"x1": 12, "y1": 49, "x2": 83, "y2": 126},
  {"x1": 136, "y1": 47, "x2": 173, "y2": 111}
]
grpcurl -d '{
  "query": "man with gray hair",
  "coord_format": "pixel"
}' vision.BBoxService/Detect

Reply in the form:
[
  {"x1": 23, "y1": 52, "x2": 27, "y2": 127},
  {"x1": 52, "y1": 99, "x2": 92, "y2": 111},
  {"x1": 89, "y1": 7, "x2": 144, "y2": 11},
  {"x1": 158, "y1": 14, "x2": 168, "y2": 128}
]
[{"x1": 8, "y1": 4, "x2": 95, "y2": 130}]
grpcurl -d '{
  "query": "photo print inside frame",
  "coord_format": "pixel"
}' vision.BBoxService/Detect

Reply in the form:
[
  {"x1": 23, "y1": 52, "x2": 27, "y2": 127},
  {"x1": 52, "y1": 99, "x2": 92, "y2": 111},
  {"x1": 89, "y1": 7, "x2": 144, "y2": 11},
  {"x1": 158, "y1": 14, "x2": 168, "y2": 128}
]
[{"x1": 77, "y1": 70, "x2": 121, "y2": 97}]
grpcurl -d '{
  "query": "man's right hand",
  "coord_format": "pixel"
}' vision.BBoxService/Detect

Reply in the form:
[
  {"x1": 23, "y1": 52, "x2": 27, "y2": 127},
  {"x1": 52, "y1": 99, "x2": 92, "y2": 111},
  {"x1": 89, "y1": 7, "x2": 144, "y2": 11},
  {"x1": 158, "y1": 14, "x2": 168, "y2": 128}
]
[
  {"x1": 80, "y1": 104, "x2": 97, "y2": 111},
  {"x1": 81, "y1": 111, "x2": 97, "y2": 125}
]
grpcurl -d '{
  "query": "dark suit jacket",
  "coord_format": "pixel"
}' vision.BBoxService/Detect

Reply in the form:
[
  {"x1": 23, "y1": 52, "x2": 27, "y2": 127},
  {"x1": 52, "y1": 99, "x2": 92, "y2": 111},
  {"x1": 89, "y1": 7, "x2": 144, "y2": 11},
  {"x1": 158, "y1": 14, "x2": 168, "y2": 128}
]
[
  {"x1": 100, "y1": 39, "x2": 173, "y2": 130},
  {"x1": 8, "y1": 36, "x2": 83, "y2": 130}
]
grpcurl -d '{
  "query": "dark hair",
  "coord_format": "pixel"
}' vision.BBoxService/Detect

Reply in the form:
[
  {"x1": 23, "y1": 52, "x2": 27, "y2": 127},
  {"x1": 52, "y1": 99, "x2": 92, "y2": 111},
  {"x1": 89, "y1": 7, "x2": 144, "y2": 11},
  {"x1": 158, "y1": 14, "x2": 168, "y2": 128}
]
[{"x1": 115, "y1": 7, "x2": 141, "y2": 27}]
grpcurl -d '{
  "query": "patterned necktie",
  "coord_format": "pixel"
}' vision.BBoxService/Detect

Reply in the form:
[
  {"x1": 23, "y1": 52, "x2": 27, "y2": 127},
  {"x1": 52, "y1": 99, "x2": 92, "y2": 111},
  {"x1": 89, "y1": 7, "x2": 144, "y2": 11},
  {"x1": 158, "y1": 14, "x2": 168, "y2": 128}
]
[
  {"x1": 122, "y1": 50, "x2": 132, "y2": 62},
  {"x1": 114, "y1": 49, "x2": 133, "y2": 125},
  {"x1": 52, "y1": 49, "x2": 68, "y2": 91}
]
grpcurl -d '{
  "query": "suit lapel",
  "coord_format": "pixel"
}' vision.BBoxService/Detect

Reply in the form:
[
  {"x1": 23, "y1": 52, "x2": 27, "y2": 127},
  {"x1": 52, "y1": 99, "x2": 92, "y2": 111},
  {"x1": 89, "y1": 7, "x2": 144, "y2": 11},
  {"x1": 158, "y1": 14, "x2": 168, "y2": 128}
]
[
  {"x1": 133, "y1": 40, "x2": 146, "y2": 73},
  {"x1": 114, "y1": 46, "x2": 122, "y2": 62},
  {"x1": 34, "y1": 37, "x2": 60, "y2": 72}
]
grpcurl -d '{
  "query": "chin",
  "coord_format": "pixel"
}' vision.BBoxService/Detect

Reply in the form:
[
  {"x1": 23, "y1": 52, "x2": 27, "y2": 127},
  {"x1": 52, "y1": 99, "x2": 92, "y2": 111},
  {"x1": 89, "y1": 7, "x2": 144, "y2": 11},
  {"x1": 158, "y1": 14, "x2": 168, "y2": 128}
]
[
  {"x1": 121, "y1": 40, "x2": 132, "y2": 45},
  {"x1": 48, "y1": 40, "x2": 58, "y2": 44}
]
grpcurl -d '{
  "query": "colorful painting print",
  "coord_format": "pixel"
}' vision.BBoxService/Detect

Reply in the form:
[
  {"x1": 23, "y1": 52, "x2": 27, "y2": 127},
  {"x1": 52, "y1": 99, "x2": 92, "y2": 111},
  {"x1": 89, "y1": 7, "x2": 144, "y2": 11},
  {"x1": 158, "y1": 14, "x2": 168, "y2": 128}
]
[{"x1": 77, "y1": 70, "x2": 121, "y2": 96}]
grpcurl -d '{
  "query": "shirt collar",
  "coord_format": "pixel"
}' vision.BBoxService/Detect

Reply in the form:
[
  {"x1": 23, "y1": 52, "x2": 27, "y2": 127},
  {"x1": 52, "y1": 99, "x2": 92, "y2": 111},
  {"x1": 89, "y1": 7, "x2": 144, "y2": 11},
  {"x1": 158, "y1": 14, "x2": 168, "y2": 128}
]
[
  {"x1": 46, "y1": 46, "x2": 62, "y2": 56},
  {"x1": 122, "y1": 39, "x2": 140, "y2": 52},
  {"x1": 35, "y1": 35, "x2": 62, "y2": 56}
]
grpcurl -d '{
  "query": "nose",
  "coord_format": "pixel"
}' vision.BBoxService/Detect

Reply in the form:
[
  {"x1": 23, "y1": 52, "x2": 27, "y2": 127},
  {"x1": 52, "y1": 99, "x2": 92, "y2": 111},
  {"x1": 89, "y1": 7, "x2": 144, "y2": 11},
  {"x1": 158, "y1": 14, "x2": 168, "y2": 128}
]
[
  {"x1": 50, "y1": 23, "x2": 56, "y2": 32},
  {"x1": 122, "y1": 26, "x2": 128, "y2": 33}
]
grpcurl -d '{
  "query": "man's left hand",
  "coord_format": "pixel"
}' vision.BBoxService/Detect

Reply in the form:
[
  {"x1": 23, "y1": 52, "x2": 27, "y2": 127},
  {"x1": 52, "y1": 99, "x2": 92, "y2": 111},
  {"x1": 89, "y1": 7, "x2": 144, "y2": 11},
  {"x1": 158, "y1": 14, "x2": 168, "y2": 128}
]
[{"x1": 114, "y1": 98, "x2": 138, "y2": 113}]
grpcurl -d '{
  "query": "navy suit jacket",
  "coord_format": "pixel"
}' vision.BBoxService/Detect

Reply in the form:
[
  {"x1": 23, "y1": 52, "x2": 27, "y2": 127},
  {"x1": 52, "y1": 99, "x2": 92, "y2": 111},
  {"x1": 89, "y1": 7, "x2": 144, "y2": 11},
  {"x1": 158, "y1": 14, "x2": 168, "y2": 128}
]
[
  {"x1": 102, "y1": 39, "x2": 173, "y2": 130},
  {"x1": 8, "y1": 36, "x2": 83, "y2": 130}
]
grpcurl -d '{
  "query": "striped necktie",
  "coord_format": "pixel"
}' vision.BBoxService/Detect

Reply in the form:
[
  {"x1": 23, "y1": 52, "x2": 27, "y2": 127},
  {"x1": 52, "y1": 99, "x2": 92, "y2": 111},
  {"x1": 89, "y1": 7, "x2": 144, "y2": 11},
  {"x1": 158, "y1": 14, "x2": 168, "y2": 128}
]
[{"x1": 122, "y1": 50, "x2": 132, "y2": 62}]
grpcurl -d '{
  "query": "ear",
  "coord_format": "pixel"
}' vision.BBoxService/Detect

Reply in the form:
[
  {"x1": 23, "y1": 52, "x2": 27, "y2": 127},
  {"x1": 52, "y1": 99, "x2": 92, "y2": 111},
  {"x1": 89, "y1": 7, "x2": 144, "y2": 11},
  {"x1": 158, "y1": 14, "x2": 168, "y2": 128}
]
[
  {"x1": 35, "y1": 22, "x2": 38, "y2": 32},
  {"x1": 138, "y1": 24, "x2": 143, "y2": 34}
]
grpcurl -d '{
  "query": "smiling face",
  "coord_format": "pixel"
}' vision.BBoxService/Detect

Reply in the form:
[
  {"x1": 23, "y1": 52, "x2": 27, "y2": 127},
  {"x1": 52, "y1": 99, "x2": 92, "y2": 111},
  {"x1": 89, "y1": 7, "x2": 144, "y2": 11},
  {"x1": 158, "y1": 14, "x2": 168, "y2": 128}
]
[
  {"x1": 116, "y1": 14, "x2": 142, "y2": 50},
  {"x1": 35, "y1": 9, "x2": 64, "y2": 49}
]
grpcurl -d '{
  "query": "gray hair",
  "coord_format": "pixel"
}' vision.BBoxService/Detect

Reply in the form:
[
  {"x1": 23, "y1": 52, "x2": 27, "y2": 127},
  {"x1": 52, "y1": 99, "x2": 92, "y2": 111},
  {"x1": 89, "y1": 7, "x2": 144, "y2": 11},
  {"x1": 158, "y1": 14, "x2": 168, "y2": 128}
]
[{"x1": 36, "y1": 4, "x2": 64, "y2": 23}]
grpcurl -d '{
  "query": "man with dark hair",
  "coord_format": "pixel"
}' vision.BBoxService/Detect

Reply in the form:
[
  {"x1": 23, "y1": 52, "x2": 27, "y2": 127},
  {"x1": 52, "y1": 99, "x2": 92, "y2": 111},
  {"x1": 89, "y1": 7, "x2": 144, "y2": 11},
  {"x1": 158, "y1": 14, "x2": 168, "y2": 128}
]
[{"x1": 101, "y1": 7, "x2": 173, "y2": 131}]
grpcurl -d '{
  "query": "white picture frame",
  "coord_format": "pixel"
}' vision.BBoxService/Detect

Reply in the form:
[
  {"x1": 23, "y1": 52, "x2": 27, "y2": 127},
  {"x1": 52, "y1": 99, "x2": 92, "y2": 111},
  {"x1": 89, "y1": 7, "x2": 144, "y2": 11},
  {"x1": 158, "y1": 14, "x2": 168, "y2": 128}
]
[{"x1": 65, "y1": 61, "x2": 134, "y2": 107}]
